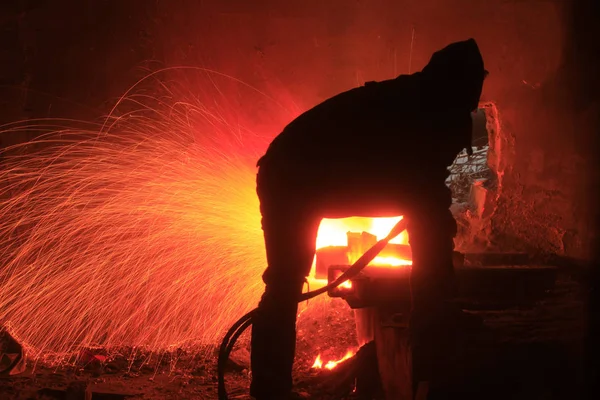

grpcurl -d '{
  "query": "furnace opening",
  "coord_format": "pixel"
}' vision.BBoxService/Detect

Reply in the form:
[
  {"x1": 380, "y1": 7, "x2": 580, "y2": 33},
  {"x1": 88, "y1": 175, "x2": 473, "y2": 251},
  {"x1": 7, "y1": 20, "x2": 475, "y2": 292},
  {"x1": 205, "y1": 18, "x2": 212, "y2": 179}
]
[{"x1": 447, "y1": 106, "x2": 494, "y2": 203}]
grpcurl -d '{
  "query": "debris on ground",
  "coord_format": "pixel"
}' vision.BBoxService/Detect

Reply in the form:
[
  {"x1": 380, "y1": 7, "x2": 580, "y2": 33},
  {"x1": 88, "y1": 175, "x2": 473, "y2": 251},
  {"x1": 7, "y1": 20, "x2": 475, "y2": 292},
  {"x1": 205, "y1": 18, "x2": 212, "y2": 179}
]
[
  {"x1": 0, "y1": 275, "x2": 587, "y2": 399},
  {"x1": 226, "y1": 348, "x2": 250, "y2": 372},
  {"x1": 0, "y1": 326, "x2": 26, "y2": 376}
]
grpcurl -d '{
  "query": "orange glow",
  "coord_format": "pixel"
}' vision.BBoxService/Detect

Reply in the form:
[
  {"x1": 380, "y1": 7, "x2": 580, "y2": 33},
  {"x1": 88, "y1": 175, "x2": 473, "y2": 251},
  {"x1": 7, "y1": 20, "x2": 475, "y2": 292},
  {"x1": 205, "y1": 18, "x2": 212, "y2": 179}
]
[
  {"x1": 315, "y1": 216, "x2": 408, "y2": 249},
  {"x1": 311, "y1": 354, "x2": 323, "y2": 369},
  {"x1": 371, "y1": 256, "x2": 412, "y2": 266},
  {"x1": 308, "y1": 216, "x2": 412, "y2": 286},
  {"x1": 311, "y1": 350, "x2": 356, "y2": 370},
  {"x1": 340, "y1": 280, "x2": 352, "y2": 289},
  {"x1": 0, "y1": 69, "x2": 299, "y2": 359},
  {"x1": 0, "y1": 69, "x2": 412, "y2": 362}
]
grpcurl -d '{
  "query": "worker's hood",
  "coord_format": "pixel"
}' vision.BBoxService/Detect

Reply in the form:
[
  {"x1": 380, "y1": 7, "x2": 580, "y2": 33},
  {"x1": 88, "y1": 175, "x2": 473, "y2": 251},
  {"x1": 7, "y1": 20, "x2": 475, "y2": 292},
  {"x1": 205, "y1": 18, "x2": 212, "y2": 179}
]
[{"x1": 420, "y1": 38, "x2": 486, "y2": 112}]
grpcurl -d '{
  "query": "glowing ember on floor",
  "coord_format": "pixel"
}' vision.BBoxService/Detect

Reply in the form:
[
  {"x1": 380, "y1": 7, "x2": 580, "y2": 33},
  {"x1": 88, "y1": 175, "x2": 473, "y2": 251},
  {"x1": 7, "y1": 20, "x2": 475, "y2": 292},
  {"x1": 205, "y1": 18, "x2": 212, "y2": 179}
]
[{"x1": 311, "y1": 350, "x2": 356, "y2": 370}]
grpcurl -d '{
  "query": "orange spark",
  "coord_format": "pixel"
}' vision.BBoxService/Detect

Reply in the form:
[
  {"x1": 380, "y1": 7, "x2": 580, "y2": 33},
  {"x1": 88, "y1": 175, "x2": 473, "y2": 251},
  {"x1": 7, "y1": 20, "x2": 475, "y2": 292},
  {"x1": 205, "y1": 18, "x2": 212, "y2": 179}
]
[{"x1": 0, "y1": 68, "x2": 413, "y2": 363}]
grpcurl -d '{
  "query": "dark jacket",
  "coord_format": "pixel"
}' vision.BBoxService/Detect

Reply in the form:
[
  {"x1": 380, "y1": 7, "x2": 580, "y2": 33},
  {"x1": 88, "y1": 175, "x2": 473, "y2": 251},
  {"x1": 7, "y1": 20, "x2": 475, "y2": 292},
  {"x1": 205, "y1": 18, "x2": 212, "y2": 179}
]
[{"x1": 258, "y1": 39, "x2": 486, "y2": 217}]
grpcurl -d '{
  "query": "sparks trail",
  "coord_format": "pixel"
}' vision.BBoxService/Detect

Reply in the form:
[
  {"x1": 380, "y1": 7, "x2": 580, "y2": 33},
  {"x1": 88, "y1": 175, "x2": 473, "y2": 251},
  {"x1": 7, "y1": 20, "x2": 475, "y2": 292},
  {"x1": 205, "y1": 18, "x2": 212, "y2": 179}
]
[
  {"x1": 0, "y1": 69, "x2": 415, "y2": 362},
  {"x1": 0, "y1": 70, "x2": 295, "y2": 358}
]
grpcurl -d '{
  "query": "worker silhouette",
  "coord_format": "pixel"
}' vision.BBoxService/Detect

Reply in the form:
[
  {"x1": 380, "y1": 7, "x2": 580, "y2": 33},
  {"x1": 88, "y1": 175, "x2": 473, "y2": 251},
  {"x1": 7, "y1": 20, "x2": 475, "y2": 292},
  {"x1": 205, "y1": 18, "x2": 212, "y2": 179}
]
[{"x1": 251, "y1": 39, "x2": 487, "y2": 399}]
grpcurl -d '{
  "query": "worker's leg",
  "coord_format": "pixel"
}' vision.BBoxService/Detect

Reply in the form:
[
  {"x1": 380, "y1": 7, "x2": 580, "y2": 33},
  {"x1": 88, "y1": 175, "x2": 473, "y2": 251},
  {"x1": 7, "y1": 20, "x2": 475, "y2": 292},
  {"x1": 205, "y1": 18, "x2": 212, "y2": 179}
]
[
  {"x1": 250, "y1": 203, "x2": 320, "y2": 399},
  {"x1": 407, "y1": 205, "x2": 457, "y2": 313},
  {"x1": 406, "y1": 189, "x2": 480, "y2": 389}
]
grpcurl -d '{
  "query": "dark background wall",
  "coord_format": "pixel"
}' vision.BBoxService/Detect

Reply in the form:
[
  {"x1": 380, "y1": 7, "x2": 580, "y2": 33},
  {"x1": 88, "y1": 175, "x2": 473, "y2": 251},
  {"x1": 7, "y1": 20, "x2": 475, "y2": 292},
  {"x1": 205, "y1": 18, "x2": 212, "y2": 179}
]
[
  {"x1": 0, "y1": 0, "x2": 597, "y2": 259},
  {"x1": 0, "y1": 0, "x2": 158, "y2": 130}
]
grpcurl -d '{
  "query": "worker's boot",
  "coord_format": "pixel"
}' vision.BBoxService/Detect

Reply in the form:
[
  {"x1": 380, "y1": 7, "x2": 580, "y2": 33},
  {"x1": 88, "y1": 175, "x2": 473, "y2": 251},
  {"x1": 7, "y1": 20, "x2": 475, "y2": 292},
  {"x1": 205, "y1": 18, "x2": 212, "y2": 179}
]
[{"x1": 250, "y1": 289, "x2": 299, "y2": 400}]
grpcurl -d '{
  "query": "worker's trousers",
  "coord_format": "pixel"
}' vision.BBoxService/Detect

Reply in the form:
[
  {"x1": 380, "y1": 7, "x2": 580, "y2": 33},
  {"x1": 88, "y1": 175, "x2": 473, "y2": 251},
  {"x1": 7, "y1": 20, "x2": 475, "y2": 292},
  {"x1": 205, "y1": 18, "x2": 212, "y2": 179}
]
[{"x1": 250, "y1": 168, "x2": 456, "y2": 399}]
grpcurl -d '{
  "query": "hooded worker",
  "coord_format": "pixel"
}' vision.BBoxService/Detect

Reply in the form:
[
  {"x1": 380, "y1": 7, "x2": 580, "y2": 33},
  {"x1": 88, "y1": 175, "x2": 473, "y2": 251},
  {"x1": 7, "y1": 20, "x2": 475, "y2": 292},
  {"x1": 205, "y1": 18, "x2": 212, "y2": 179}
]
[{"x1": 250, "y1": 38, "x2": 487, "y2": 399}]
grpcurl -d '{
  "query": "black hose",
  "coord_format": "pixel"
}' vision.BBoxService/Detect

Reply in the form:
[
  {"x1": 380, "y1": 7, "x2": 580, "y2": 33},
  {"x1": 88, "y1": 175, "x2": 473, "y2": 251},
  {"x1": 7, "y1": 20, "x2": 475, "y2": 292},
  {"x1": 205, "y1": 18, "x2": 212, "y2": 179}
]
[
  {"x1": 217, "y1": 218, "x2": 408, "y2": 400},
  {"x1": 217, "y1": 310, "x2": 255, "y2": 398}
]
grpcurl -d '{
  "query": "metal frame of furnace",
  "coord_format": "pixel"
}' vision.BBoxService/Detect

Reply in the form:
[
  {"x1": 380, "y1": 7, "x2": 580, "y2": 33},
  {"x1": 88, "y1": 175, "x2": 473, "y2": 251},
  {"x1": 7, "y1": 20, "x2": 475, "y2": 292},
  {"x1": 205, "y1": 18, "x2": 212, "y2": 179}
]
[{"x1": 327, "y1": 265, "x2": 413, "y2": 310}]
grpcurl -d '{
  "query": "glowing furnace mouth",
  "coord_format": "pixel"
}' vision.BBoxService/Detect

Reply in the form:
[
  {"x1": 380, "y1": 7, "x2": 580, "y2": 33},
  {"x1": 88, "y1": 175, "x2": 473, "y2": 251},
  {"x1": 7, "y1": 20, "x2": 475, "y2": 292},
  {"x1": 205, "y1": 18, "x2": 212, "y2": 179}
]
[{"x1": 311, "y1": 216, "x2": 412, "y2": 281}]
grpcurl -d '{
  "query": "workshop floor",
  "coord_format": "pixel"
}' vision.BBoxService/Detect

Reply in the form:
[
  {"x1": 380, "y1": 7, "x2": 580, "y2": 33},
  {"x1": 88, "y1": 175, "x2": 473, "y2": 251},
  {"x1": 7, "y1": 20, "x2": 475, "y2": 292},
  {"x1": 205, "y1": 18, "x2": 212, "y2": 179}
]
[{"x1": 0, "y1": 273, "x2": 587, "y2": 399}]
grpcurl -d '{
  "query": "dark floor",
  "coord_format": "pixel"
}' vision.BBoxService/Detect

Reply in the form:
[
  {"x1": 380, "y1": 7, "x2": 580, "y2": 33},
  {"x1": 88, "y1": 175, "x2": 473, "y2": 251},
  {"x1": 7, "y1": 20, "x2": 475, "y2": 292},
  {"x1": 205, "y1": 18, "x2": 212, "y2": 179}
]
[
  {"x1": 302, "y1": 272, "x2": 588, "y2": 400},
  {"x1": 0, "y1": 273, "x2": 589, "y2": 399}
]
